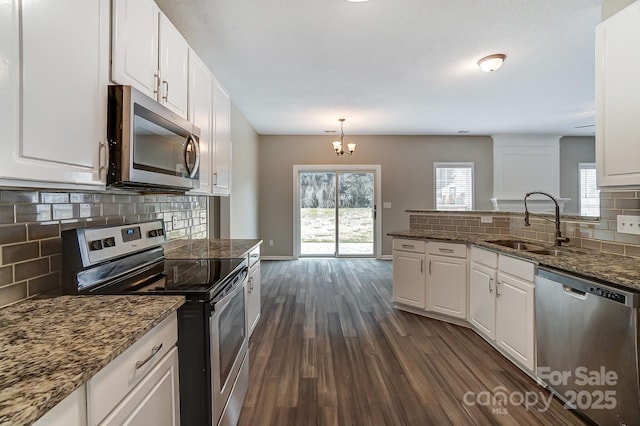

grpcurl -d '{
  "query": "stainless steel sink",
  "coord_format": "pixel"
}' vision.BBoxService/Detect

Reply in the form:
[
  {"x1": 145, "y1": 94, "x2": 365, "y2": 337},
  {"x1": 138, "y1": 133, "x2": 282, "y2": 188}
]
[{"x1": 486, "y1": 239, "x2": 545, "y2": 251}]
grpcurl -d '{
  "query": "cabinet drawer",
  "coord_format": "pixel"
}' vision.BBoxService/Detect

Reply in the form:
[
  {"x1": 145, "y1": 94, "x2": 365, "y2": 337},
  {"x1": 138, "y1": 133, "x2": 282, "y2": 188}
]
[
  {"x1": 428, "y1": 241, "x2": 467, "y2": 258},
  {"x1": 249, "y1": 245, "x2": 260, "y2": 267},
  {"x1": 87, "y1": 312, "x2": 178, "y2": 426},
  {"x1": 498, "y1": 254, "x2": 535, "y2": 282},
  {"x1": 470, "y1": 246, "x2": 498, "y2": 268},
  {"x1": 393, "y1": 239, "x2": 426, "y2": 253}
]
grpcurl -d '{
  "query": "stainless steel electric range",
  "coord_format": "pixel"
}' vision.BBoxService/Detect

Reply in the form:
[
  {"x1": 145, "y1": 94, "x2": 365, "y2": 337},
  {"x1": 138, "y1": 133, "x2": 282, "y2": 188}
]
[{"x1": 61, "y1": 219, "x2": 249, "y2": 426}]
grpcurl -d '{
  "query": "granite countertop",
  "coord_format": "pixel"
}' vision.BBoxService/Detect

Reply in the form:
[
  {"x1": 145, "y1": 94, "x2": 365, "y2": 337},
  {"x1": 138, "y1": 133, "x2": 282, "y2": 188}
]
[
  {"x1": 389, "y1": 229, "x2": 640, "y2": 292},
  {"x1": 165, "y1": 238, "x2": 263, "y2": 260},
  {"x1": 0, "y1": 295, "x2": 185, "y2": 426}
]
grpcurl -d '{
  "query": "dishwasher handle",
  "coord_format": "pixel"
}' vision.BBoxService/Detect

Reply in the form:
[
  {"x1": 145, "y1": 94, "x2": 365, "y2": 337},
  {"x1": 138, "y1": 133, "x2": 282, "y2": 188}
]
[{"x1": 562, "y1": 285, "x2": 587, "y2": 299}]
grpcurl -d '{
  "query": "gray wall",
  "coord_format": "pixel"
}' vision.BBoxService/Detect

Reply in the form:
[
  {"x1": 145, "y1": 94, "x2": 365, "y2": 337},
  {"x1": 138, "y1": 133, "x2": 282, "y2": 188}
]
[
  {"x1": 601, "y1": 0, "x2": 635, "y2": 20},
  {"x1": 221, "y1": 102, "x2": 260, "y2": 238},
  {"x1": 559, "y1": 136, "x2": 596, "y2": 214},
  {"x1": 258, "y1": 135, "x2": 493, "y2": 257}
]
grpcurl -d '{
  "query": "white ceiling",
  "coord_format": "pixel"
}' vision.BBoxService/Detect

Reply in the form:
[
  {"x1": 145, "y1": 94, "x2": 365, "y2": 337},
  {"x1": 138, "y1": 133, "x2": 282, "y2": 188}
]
[{"x1": 156, "y1": 0, "x2": 602, "y2": 136}]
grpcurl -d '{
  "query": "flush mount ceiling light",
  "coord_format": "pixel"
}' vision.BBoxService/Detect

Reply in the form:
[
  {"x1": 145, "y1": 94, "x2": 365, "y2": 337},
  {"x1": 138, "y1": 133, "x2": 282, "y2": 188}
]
[
  {"x1": 331, "y1": 118, "x2": 356, "y2": 156},
  {"x1": 477, "y1": 54, "x2": 506, "y2": 72}
]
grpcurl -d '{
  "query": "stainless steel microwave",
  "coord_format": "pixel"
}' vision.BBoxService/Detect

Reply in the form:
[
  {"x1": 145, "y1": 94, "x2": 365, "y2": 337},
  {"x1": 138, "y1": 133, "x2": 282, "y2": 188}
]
[{"x1": 107, "y1": 85, "x2": 200, "y2": 192}]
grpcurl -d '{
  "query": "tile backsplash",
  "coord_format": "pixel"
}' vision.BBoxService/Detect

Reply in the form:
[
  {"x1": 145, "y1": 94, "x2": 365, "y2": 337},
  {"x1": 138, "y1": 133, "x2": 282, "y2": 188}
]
[
  {"x1": 409, "y1": 188, "x2": 640, "y2": 258},
  {"x1": 0, "y1": 189, "x2": 207, "y2": 308}
]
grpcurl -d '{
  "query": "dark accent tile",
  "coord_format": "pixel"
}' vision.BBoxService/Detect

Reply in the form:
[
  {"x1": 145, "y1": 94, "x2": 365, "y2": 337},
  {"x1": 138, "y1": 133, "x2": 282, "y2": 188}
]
[
  {"x1": 581, "y1": 239, "x2": 602, "y2": 250},
  {"x1": 602, "y1": 242, "x2": 625, "y2": 255},
  {"x1": 601, "y1": 209, "x2": 622, "y2": 220},
  {"x1": 40, "y1": 192, "x2": 69, "y2": 203},
  {"x1": 15, "y1": 258, "x2": 49, "y2": 281},
  {"x1": 0, "y1": 205, "x2": 14, "y2": 224},
  {"x1": 28, "y1": 272, "x2": 59, "y2": 296},
  {"x1": 49, "y1": 254, "x2": 62, "y2": 272},
  {"x1": 1, "y1": 190, "x2": 38, "y2": 203},
  {"x1": 444, "y1": 225, "x2": 457, "y2": 231},
  {"x1": 27, "y1": 223, "x2": 59, "y2": 240},
  {"x1": 2, "y1": 242, "x2": 39, "y2": 265},
  {"x1": 625, "y1": 245, "x2": 640, "y2": 258},
  {"x1": 143, "y1": 195, "x2": 157, "y2": 202},
  {"x1": 123, "y1": 215, "x2": 140, "y2": 223},
  {"x1": 470, "y1": 226, "x2": 485, "y2": 233},
  {"x1": 41, "y1": 238, "x2": 61, "y2": 256},
  {"x1": 138, "y1": 214, "x2": 154, "y2": 221},
  {"x1": 0, "y1": 224, "x2": 27, "y2": 245},
  {"x1": 52, "y1": 204, "x2": 77, "y2": 220},
  {"x1": 0, "y1": 282, "x2": 27, "y2": 307},
  {"x1": 84, "y1": 218, "x2": 106, "y2": 227},
  {"x1": 105, "y1": 216, "x2": 125, "y2": 224},
  {"x1": 0, "y1": 265, "x2": 12, "y2": 286},
  {"x1": 615, "y1": 232, "x2": 640, "y2": 245},
  {"x1": 611, "y1": 191, "x2": 636, "y2": 199},
  {"x1": 15, "y1": 204, "x2": 51, "y2": 223},
  {"x1": 615, "y1": 199, "x2": 640, "y2": 210},
  {"x1": 600, "y1": 199, "x2": 615, "y2": 209},
  {"x1": 60, "y1": 219, "x2": 85, "y2": 231}
]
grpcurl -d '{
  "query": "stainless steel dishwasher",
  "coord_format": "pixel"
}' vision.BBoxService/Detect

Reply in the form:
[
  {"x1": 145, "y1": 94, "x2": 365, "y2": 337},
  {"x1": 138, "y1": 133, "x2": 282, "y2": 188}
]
[{"x1": 536, "y1": 267, "x2": 640, "y2": 426}]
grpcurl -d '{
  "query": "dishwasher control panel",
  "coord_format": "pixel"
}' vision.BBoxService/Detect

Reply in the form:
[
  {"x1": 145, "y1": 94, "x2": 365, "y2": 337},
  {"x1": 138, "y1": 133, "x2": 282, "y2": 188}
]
[{"x1": 589, "y1": 286, "x2": 626, "y2": 304}]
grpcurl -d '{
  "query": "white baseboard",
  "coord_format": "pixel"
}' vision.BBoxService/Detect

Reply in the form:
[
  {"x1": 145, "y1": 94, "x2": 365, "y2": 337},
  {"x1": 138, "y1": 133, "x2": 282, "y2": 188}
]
[{"x1": 260, "y1": 256, "x2": 297, "y2": 261}]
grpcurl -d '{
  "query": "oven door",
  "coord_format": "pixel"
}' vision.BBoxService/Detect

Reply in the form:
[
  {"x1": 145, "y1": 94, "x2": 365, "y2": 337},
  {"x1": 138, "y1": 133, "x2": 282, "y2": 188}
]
[{"x1": 210, "y1": 274, "x2": 248, "y2": 425}]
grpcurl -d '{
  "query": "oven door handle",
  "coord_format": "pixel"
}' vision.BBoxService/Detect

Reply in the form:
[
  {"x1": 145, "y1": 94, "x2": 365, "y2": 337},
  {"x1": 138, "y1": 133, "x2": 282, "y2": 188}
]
[{"x1": 212, "y1": 269, "x2": 248, "y2": 311}]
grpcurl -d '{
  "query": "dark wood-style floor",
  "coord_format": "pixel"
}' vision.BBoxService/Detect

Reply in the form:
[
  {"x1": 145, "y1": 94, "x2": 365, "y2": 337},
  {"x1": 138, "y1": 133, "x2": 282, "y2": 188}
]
[{"x1": 238, "y1": 259, "x2": 587, "y2": 426}]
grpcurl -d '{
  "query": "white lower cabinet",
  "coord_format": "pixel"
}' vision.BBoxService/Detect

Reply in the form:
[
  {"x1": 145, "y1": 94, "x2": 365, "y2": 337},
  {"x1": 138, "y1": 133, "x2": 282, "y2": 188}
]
[
  {"x1": 392, "y1": 239, "x2": 427, "y2": 309},
  {"x1": 247, "y1": 246, "x2": 262, "y2": 337},
  {"x1": 87, "y1": 313, "x2": 180, "y2": 426},
  {"x1": 34, "y1": 386, "x2": 87, "y2": 426},
  {"x1": 469, "y1": 247, "x2": 535, "y2": 372},
  {"x1": 426, "y1": 242, "x2": 468, "y2": 319},
  {"x1": 496, "y1": 270, "x2": 535, "y2": 372}
]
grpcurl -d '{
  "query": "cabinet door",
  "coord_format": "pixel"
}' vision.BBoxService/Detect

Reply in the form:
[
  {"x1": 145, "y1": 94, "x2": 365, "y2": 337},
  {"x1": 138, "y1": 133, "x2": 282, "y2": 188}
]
[
  {"x1": 213, "y1": 80, "x2": 232, "y2": 195},
  {"x1": 496, "y1": 272, "x2": 535, "y2": 371},
  {"x1": 392, "y1": 251, "x2": 426, "y2": 308},
  {"x1": 0, "y1": 0, "x2": 107, "y2": 186},
  {"x1": 100, "y1": 347, "x2": 180, "y2": 426},
  {"x1": 188, "y1": 51, "x2": 214, "y2": 194},
  {"x1": 159, "y1": 14, "x2": 189, "y2": 118},
  {"x1": 469, "y1": 262, "x2": 497, "y2": 340},
  {"x1": 426, "y1": 254, "x2": 467, "y2": 319},
  {"x1": 34, "y1": 385, "x2": 87, "y2": 426},
  {"x1": 595, "y1": 2, "x2": 640, "y2": 186},
  {"x1": 112, "y1": 0, "x2": 159, "y2": 99},
  {"x1": 247, "y1": 261, "x2": 261, "y2": 336}
]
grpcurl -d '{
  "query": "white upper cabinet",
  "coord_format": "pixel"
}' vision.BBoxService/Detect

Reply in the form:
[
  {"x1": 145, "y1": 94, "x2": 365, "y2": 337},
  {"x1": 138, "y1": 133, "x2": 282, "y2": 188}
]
[
  {"x1": 0, "y1": 0, "x2": 108, "y2": 186},
  {"x1": 595, "y1": 1, "x2": 640, "y2": 186},
  {"x1": 112, "y1": 0, "x2": 189, "y2": 118},
  {"x1": 188, "y1": 51, "x2": 214, "y2": 194},
  {"x1": 213, "y1": 80, "x2": 232, "y2": 195},
  {"x1": 111, "y1": 0, "x2": 159, "y2": 99},
  {"x1": 158, "y1": 14, "x2": 189, "y2": 118}
]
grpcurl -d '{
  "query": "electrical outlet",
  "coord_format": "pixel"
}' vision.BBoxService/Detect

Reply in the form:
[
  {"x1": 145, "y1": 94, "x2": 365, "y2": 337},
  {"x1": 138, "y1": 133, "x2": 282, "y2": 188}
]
[
  {"x1": 172, "y1": 216, "x2": 178, "y2": 228},
  {"x1": 269, "y1": 240, "x2": 274, "y2": 246},
  {"x1": 617, "y1": 215, "x2": 640, "y2": 235},
  {"x1": 383, "y1": 202, "x2": 392, "y2": 209},
  {"x1": 480, "y1": 216, "x2": 493, "y2": 224}
]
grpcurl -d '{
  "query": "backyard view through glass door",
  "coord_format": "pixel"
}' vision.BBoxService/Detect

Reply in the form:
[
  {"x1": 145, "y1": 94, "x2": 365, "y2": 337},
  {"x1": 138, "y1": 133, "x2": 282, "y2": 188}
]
[{"x1": 299, "y1": 171, "x2": 375, "y2": 256}]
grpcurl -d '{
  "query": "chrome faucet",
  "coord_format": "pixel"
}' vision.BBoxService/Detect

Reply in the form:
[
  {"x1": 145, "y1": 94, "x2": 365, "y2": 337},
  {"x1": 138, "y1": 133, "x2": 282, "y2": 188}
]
[{"x1": 523, "y1": 191, "x2": 570, "y2": 247}]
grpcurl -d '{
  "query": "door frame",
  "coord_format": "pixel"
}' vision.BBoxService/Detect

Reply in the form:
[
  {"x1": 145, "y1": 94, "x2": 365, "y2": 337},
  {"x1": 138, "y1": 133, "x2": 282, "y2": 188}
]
[{"x1": 293, "y1": 164, "x2": 382, "y2": 259}]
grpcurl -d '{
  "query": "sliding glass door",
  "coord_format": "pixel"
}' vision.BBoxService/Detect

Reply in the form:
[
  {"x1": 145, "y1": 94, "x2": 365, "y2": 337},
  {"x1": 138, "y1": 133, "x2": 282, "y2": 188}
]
[{"x1": 298, "y1": 169, "x2": 375, "y2": 257}]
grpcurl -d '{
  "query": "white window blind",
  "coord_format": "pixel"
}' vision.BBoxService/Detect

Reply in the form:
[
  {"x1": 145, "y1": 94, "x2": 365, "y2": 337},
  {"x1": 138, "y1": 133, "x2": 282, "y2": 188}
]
[
  {"x1": 579, "y1": 163, "x2": 599, "y2": 217},
  {"x1": 435, "y1": 163, "x2": 474, "y2": 211}
]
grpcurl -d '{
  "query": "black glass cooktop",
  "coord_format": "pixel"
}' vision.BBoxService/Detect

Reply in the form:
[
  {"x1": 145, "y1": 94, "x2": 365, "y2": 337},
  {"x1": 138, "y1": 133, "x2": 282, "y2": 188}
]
[{"x1": 131, "y1": 258, "x2": 246, "y2": 299}]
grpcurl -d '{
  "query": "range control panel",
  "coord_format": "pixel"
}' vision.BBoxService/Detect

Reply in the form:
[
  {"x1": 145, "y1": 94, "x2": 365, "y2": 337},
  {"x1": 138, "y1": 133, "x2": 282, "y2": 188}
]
[{"x1": 80, "y1": 220, "x2": 166, "y2": 266}]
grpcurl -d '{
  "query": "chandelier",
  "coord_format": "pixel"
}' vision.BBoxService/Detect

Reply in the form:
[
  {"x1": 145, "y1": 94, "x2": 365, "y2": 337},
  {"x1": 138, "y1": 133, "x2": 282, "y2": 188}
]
[{"x1": 332, "y1": 118, "x2": 356, "y2": 156}]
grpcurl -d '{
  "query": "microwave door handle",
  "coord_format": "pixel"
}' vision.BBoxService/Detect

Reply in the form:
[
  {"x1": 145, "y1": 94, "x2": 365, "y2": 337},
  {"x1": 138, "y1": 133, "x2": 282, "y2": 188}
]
[{"x1": 183, "y1": 135, "x2": 200, "y2": 178}]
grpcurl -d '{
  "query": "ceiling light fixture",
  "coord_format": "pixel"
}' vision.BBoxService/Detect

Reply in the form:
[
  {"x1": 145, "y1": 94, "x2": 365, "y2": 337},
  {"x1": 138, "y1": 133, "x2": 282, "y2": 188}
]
[
  {"x1": 332, "y1": 118, "x2": 356, "y2": 156},
  {"x1": 477, "y1": 54, "x2": 506, "y2": 72}
]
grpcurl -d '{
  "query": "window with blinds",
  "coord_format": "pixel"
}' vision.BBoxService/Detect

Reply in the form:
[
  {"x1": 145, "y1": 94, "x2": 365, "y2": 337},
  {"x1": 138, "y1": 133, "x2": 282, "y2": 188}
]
[
  {"x1": 579, "y1": 163, "x2": 600, "y2": 217},
  {"x1": 434, "y1": 163, "x2": 474, "y2": 211}
]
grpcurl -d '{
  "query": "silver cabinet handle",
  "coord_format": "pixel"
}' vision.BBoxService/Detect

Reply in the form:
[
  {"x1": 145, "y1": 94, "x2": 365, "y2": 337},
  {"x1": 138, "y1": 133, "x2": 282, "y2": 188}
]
[
  {"x1": 98, "y1": 141, "x2": 108, "y2": 179},
  {"x1": 428, "y1": 260, "x2": 432, "y2": 275},
  {"x1": 402, "y1": 244, "x2": 414, "y2": 249},
  {"x1": 496, "y1": 282, "x2": 501, "y2": 298},
  {"x1": 488, "y1": 276, "x2": 493, "y2": 294},
  {"x1": 153, "y1": 72, "x2": 160, "y2": 97},
  {"x1": 420, "y1": 259, "x2": 423, "y2": 273},
  {"x1": 135, "y1": 343, "x2": 163, "y2": 369},
  {"x1": 162, "y1": 80, "x2": 169, "y2": 101},
  {"x1": 438, "y1": 248, "x2": 454, "y2": 253}
]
